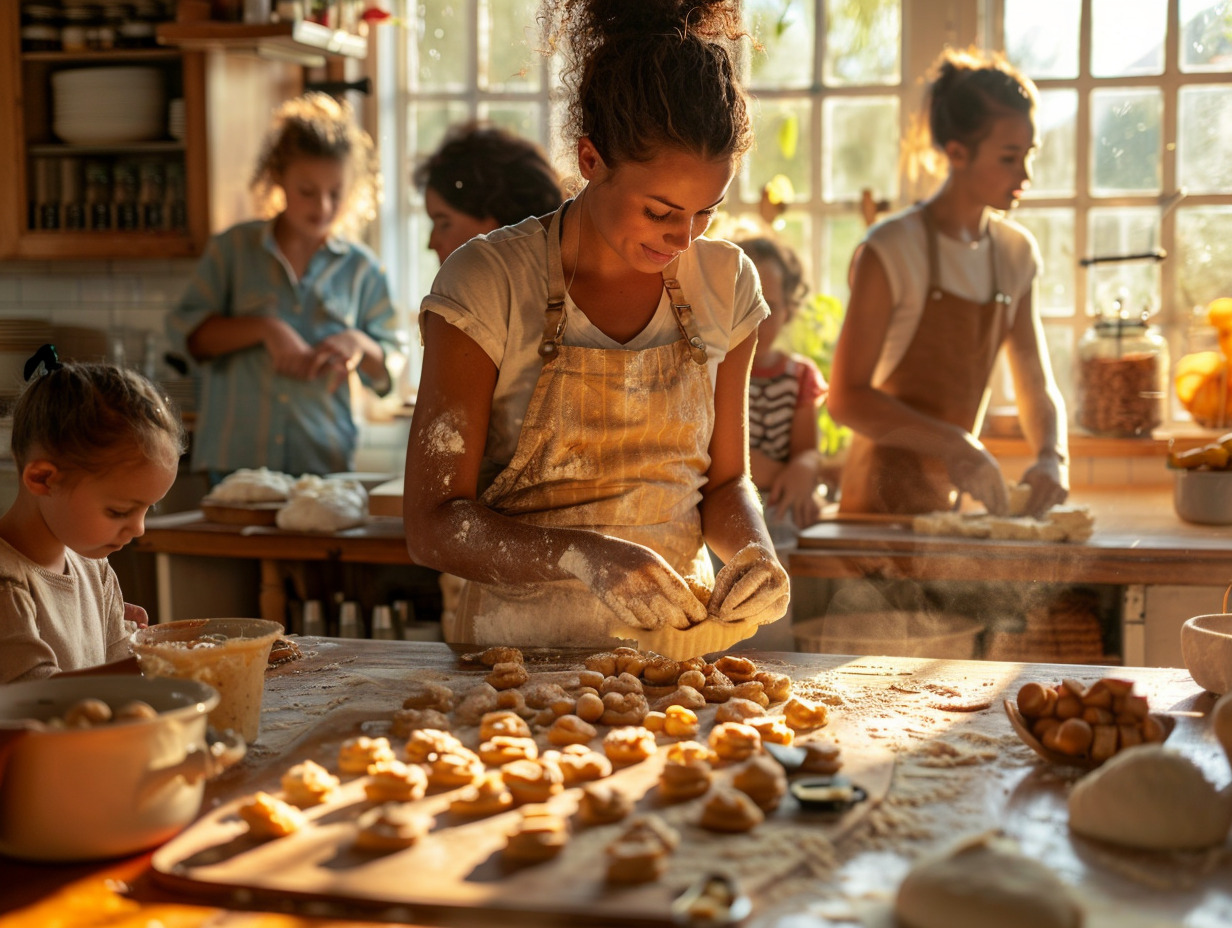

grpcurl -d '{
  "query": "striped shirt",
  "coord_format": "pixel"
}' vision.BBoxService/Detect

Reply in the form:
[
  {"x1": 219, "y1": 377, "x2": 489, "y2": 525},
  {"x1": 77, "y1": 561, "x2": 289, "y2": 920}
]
[
  {"x1": 749, "y1": 353, "x2": 827, "y2": 463},
  {"x1": 168, "y1": 219, "x2": 401, "y2": 476}
]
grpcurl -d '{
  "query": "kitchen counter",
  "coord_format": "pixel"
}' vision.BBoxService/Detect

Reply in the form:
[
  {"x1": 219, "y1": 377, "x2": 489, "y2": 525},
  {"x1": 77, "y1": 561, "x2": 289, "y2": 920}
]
[
  {"x1": 789, "y1": 486, "x2": 1231, "y2": 587},
  {"x1": 0, "y1": 640, "x2": 1226, "y2": 927}
]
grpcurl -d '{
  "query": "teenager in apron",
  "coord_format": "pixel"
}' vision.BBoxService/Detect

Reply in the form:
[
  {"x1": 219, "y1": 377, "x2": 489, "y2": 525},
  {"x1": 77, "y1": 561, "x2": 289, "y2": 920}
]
[
  {"x1": 839, "y1": 209, "x2": 1013, "y2": 514},
  {"x1": 449, "y1": 205, "x2": 718, "y2": 646}
]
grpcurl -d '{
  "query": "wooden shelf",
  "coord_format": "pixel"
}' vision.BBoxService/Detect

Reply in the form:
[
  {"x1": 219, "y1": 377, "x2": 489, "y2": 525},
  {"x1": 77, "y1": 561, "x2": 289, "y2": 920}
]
[
  {"x1": 27, "y1": 142, "x2": 186, "y2": 155},
  {"x1": 22, "y1": 48, "x2": 182, "y2": 63},
  {"x1": 155, "y1": 20, "x2": 367, "y2": 65}
]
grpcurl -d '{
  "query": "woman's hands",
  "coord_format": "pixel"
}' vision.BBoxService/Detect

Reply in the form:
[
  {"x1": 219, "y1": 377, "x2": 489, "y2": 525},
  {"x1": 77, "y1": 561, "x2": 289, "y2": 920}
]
[
  {"x1": 709, "y1": 543, "x2": 789, "y2": 626},
  {"x1": 558, "y1": 538, "x2": 708, "y2": 631},
  {"x1": 944, "y1": 432, "x2": 1009, "y2": 515},
  {"x1": 1018, "y1": 453, "x2": 1069, "y2": 517},
  {"x1": 262, "y1": 321, "x2": 377, "y2": 389},
  {"x1": 765, "y1": 456, "x2": 824, "y2": 528}
]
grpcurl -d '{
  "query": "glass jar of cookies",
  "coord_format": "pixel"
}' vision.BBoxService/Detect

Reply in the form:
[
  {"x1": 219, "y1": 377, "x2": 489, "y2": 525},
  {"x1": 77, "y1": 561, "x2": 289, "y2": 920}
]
[{"x1": 1076, "y1": 308, "x2": 1169, "y2": 437}]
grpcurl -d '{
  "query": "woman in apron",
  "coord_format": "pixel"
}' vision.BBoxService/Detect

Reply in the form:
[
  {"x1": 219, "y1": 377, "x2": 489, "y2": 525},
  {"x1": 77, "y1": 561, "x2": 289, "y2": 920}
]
[
  {"x1": 829, "y1": 48, "x2": 1069, "y2": 518},
  {"x1": 402, "y1": 0, "x2": 789, "y2": 650}
]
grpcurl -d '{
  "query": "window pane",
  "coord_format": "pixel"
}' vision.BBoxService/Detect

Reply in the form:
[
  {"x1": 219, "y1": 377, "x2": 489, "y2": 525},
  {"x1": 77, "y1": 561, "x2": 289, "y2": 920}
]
[
  {"x1": 481, "y1": 0, "x2": 540, "y2": 92},
  {"x1": 1042, "y1": 324, "x2": 1077, "y2": 421},
  {"x1": 1015, "y1": 208, "x2": 1076, "y2": 319},
  {"x1": 1175, "y1": 206, "x2": 1232, "y2": 315},
  {"x1": 1090, "y1": 88, "x2": 1162, "y2": 195},
  {"x1": 746, "y1": 100, "x2": 812, "y2": 202},
  {"x1": 1179, "y1": 0, "x2": 1232, "y2": 73},
  {"x1": 411, "y1": 1, "x2": 471, "y2": 91},
  {"x1": 1087, "y1": 207, "x2": 1163, "y2": 317},
  {"x1": 477, "y1": 103, "x2": 543, "y2": 143},
  {"x1": 1004, "y1": 0, "x2": 1079, "y2": 79},
  {"x1": 823, "y1": 96, "x2": 899, "y2": 202},
  {"x1": 1029, "y1": 90, "x2": 1077, "y2": 197},
  {"x1": 823, "y1": 0, "x2": 900, "y2": 86},
  {"x1": 746, "y1": 0, "x2": 814, "y2": 88},
  {"x1": 1178, "y1": 84, "x2": 1232, "y2": 193},
  {"x1": 823, "y1": 214, "x2": 864, "y2": 305},
  {"x1": 1091, "y1": 0, "x2": 1166, "y2": 77}
]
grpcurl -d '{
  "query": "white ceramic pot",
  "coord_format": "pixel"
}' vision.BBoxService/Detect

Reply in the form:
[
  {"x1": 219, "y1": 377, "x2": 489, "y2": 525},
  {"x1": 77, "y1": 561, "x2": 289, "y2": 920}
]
[
  {"x1": 0, "y1": 674, "x2": 243, "y2": 862},
  {"x1": 1173, "y1": 469, "x2": 1232, "y2": 525}
]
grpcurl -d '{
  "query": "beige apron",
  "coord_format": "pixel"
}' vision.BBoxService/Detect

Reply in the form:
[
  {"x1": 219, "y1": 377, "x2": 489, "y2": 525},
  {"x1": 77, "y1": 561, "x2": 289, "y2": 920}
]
[
  {"x1": 840, "y1": 208, "x2": 1013, "y2": 514},
  {"x1": 449, "y1": 204, "x2": 716, "y2": 646}
]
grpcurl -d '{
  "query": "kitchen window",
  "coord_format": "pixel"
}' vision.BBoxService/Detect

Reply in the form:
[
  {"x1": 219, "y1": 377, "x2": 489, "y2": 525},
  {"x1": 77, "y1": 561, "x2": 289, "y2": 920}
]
[{"x1": 376, "y1": 0, "x2": 1232, "y2": 425}]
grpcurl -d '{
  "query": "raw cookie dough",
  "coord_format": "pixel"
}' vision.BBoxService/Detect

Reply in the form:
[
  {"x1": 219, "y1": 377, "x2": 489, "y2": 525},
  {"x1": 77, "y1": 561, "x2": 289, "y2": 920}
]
[
  {"x1": 1068, "y1": 744, "x2": 1232, "y2": 850},
  {"x1": 895, "y1": 831, "x2": 1083, "y2": 928}
]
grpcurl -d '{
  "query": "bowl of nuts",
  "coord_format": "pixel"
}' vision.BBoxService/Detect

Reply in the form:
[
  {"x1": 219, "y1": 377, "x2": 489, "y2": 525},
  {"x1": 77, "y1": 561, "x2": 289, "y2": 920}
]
[{"x1": 1004, "y1": 677, "x2": 1174, "y2": 769}]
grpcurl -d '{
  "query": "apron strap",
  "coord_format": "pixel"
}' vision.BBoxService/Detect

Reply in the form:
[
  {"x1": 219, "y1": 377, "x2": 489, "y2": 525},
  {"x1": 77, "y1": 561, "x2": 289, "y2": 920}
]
[
  {"x1": 662, "y1": 265, "x2": 709, "y2": 366},
  {"x1": 921, "y1": 204, "x2": 1013, "y2": 308},
  {"x1": 539, "y1": 200, "x2": 708, "y2": 366},
  {"x1": 538, "y1": 205, "x2": 569, "y2": 359}
]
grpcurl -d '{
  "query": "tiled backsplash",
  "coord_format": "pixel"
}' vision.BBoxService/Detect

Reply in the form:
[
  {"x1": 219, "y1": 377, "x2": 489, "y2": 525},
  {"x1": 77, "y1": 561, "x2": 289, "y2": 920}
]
[{"x1": 0, "y1": 259, "x2": 409, "y2": 473}]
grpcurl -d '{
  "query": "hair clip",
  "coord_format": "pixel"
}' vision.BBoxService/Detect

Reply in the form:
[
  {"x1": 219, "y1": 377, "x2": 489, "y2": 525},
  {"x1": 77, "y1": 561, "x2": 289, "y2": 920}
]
[{"x1": 24, "y1": 343, "x2": 62, "y2": 381}]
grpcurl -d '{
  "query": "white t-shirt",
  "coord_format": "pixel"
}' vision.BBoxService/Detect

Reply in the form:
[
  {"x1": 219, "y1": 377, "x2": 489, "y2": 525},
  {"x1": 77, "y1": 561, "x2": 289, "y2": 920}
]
[
  {"x1": 421, "y1": 216, "x2": 767, "y2": 489},
  {"x1": 0, "y1": 538, "x2": 131, "y2": 683},
  {"x1": 862, "y1": 205, "x2": 1040, "y2": 385}
]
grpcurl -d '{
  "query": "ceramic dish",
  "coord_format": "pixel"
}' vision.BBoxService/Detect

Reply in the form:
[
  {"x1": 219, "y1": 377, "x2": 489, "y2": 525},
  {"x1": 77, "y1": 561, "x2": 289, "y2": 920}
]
[{"x1": 1002, "y1": 699, "x2": 1176, "y2": 769}]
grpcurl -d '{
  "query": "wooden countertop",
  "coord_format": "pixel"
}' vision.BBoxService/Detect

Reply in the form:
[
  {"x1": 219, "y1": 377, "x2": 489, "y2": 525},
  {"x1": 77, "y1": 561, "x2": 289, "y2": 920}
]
[
  {"x1": 1, "y1": 641, "x2": 1226, "y2": 927},
  {"x1": 789, "y1": 486, "x2": 1232, "y2": 586}
]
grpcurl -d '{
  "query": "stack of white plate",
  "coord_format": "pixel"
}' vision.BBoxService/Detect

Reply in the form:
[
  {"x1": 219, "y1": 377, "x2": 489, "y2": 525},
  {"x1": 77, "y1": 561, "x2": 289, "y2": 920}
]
[
  {"x1": 0, "y1": 319, "x2": 54, "y2": 397},
  {"x1": 168, "y1": 98, "x2": 185, "y2": 141},
  {"x1": 52, "y1": 67, "x2": 166, "y2": 145}
]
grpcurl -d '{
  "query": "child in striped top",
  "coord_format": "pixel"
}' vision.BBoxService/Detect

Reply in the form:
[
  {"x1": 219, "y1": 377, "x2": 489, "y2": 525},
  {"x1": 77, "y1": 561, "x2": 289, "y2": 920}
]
[{"x1": 737, "y1": 235, "x2": 829, "y2": 534}]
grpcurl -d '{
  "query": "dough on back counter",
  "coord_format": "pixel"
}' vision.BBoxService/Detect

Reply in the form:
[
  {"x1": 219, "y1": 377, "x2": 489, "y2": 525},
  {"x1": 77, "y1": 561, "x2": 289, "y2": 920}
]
[
  {"x1": 911, "y1": 504, "x2": 1094, "y2": 543},
  {"x1": 894, "y1": 831, "x2": 1083, "y2": 928}
]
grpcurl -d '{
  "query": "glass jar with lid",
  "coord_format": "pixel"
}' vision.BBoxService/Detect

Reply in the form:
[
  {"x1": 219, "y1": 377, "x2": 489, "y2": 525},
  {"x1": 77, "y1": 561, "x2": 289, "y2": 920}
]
[{"x1": 1076, "y1": 304, "x2": 1170, "y2": 437}]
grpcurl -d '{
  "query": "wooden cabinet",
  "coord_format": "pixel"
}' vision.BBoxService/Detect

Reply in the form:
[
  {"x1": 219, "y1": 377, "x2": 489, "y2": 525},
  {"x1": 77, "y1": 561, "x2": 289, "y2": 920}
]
[{"x1": 0, "y1": 8, "x2": 210, "y2": 260}]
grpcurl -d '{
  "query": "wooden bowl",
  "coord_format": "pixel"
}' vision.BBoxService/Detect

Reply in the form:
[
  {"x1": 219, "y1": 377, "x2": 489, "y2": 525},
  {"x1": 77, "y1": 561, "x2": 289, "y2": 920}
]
[{"x1": 1002, "y1": 699, "x2": 1176, "y2": 769}]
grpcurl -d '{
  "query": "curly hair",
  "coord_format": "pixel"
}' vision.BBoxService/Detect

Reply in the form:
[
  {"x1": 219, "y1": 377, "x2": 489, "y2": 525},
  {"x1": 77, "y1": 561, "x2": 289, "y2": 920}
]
[
  {"x1": 412, "y1": 122, "x2": 564, "y2": 226},
  {"x1": 733, "y1": 234, "x2": 809, "y2": 315},
  {"x1": 539, "y1": 0, "x2": 753, "y2": 166},
  {"x1": 250, "y1": 92, "x2": 381, "y2": 239},
  {"x1": 927, "y1": 47, "x2": 1037, "y2": 154},
  {"x1": 11, "y1": 360, "x2": 186, "y2": 474}
]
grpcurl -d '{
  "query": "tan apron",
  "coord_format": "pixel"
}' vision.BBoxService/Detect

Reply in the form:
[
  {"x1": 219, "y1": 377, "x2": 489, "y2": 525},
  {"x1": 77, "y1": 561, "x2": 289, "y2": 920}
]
[
  {"x1": 839, "y1": 208, "x2": 1014, "y2": 514},
  {"x1": 449, "y1": 204, "x2": 717, "y2": 646}
]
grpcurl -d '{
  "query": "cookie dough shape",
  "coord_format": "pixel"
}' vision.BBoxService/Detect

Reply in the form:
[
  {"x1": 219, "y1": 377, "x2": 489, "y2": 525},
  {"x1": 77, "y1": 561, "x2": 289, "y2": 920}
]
[
  {"x1": 894, "y1": 831, "x2": 1082, "y2": 928},
  {"x1": 1068, "y1": 744, "x2": 1232, "y2": 850}
]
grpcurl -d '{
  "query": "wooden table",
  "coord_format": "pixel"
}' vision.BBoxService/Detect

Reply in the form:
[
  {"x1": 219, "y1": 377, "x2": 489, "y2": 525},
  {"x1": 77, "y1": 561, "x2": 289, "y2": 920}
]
[
  {"x1": 1, "y1": 640, "x2": 1226, "y2": 927},
  {"x1": 131, "y1": 512, "x2": 414, "y2": 625}
]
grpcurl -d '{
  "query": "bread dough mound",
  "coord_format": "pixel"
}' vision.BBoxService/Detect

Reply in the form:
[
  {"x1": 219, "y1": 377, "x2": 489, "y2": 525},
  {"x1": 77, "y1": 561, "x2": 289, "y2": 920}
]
[
  {"x1": 663, "y1": 704, "x2": 700, "y2": 739},
  {"x1": 579, "y1": 781, "x2": 634, "y2": 825},
  {"x1": 1068, "y1": 744, "x2": 1231, "y2": 850},
  {"x1": 699, "y1": 786, "x2": 764, "y2": 833},
  {"x1": 401, "y1": 680, "x2": 455, "y2": 712},
  {"x1": 714, "y1": 697, "x2": 765, "y2": 725},
  {"x1": 275, "y1": 475, "x2": 367, "y2": 533},
  {"x1": 404, "y1": 728, "x2": 464, "y2": 763},
  {"x1": 895, "y1": 831, "x2": 1082, "y2": 928},
  {"x1": 281, "y1": 759, "x2": 340, "y2": 807},
  {"x1": 501, "y1": 757, "x2": 564, "y2": 804},
  {"x1": 658, "y1": 756, "x2": 712, "y2": 802},
  {"x1": 450, "y1": 771, "x2": 515, "y2": 818},
  {"x1": 208, "y1": 467, "x2": 293, "y2": 503},
  {"x1": 604, "y1": 815, "x2": 679, "y2": 883},
  {"x1": 504, "y1": 806, "x2": 569, "y2": 864},
  {"x1": 732, "y1": 754, "x2": 787, "y2": 812},
  {"x1": 603, "y1": 725, "x2": 657, "y2": 765},
  {"x1": 364, "y1": 760, "x2": 428, "y2": 803},
  {"x1": 784, "y1": 695, "x2": 829, "y2": 731},
  {"x1": 552, "y1": 744, "x2": 612, "y2": 785},
  {"x1": 748, "y1": 716, "x2": 794, "y2": 746},
  {"x1": 798, "y1": 739, "x2": 843, "y2": 775},
  {"x1": 479, "y1": 709, "x2": 531, "y2": 740},
  {"x1": 338, "y1": 736, "x2": 396, "y2": 775},
  {"x1": 666, "y1": 740, "x2": 716, "y2": 766},
  {"x1": 478, "y1": 735, "x2": 539, "y2": 766},
  {"x1": 709, "y1": 721, "x2": 762, "y2": 762},
  {"x1": 753, "y1": 670, "x2": 792, "y2": 702},
  {"x1": 548, "y1": 713, "x2": 597, "y2": 747},
  {"x1": 427, "y1": 749, "x2": 486, "y2": 788},
  {"x1": 239, "y1": 790, "x2": 307, "y2": 838},
  {"x1": 354, "y1": 802, "x2": 432, "y2": 852}
]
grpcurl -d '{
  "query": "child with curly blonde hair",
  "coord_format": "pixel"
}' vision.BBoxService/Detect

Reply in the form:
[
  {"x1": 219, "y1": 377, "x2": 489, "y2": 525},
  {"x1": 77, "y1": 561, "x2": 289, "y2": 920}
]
[{"x1": 169, "y1": 92, "x2": 401, "y2": 478}]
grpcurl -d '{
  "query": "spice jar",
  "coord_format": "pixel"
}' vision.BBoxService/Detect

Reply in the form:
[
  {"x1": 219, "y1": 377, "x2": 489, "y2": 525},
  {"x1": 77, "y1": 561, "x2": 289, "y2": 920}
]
[{"x1": 1076, "y1": 309, "x2": 1170, "y2": 437}]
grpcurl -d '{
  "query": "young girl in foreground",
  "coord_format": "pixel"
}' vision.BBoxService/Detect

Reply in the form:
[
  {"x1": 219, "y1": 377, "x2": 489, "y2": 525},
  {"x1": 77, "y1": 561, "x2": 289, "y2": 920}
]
[
  {"x1": 169, "y1": 92, "x2": 401, "y2": 479},
  {"x1": 829, "y1": 48, "x2": 1068, "y2": 517},
  {"x1": 0, "y1": 346, "x2": 184, "y2": 682},
  {"x1": 403, "y1": 0, "x2": 789, "y2": 648}
]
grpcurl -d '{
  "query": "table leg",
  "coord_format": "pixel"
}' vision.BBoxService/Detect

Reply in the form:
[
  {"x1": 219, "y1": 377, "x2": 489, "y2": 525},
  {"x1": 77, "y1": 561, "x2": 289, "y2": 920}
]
[{"x1": 259, "y1": 559, "x2": 288, "y2": 628}]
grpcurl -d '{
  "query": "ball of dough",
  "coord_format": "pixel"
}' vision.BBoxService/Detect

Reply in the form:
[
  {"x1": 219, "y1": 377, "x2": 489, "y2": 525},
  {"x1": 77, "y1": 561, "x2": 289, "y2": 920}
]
[
  {"x1": 1068, "y1": 745, "x2": 1232, "y2": 850},
  {"x1": 895, "y1": 831, "x2": 1083, "y2": 928},
  {"x1": 239, "y1": 790, "x2": 307, "y2": 838},
  {"x1": 364, "y1": 760, "x2": 428, "y2": 803}
]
